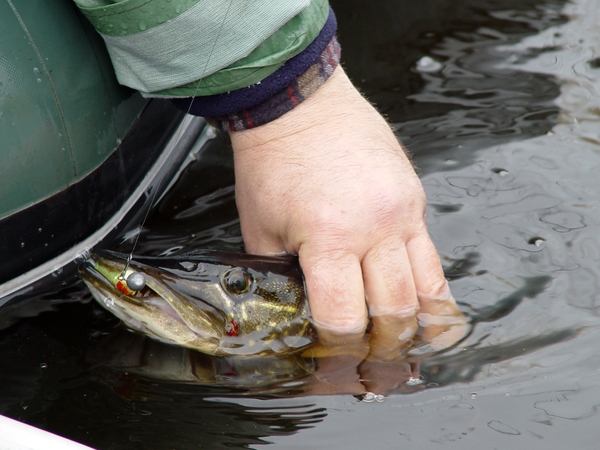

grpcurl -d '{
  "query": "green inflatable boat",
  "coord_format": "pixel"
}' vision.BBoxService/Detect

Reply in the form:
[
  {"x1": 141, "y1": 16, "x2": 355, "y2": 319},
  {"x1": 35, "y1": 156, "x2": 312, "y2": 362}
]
[{"x1": 0, "y1": 0, "x2": 207, "y2": 299}]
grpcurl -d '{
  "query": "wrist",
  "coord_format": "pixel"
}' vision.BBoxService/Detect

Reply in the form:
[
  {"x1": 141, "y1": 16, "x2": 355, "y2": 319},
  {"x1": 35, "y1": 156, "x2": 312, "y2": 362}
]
[
  {"x1": 230, "y1": 65, "x2": 399, "y2": 155},
  {"x1": 209, "y1": 32, "x2": 341, "y2": 131}
]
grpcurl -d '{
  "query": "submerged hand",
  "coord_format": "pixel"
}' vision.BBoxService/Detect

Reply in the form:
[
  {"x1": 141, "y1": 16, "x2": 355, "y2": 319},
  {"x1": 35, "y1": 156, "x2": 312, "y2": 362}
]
[
  {"x1": 230, "y1": 66, "x2": 465, "y2": 342},
  {"x1": 297, "y1": 312, "x2": 466, "y2": 397}
]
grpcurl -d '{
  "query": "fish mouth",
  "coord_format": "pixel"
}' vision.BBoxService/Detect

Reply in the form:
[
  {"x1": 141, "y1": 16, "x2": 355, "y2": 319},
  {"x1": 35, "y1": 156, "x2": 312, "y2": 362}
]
[
  {"x1": 80, "y1": 253, "x2": 226, "y2": 351},
  {"x1": 80, "y1": 250, "x2": 316, "y2": 356}
]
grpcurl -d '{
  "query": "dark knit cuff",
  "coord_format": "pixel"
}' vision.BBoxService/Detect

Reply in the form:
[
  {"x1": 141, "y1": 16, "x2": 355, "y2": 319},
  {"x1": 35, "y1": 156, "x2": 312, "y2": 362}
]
[
  {"x1": 171, "y1": 7, "x2": 340, "y2": 130},
  {"x1": 208, "y1": 36, "x2": 341, "y2": 131}
]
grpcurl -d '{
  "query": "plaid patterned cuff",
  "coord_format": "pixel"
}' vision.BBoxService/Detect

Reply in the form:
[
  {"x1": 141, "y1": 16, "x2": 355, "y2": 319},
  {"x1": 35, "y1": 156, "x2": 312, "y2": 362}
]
[{"x1": 208, "y1": 36, "x2": 341, "y2": 131}]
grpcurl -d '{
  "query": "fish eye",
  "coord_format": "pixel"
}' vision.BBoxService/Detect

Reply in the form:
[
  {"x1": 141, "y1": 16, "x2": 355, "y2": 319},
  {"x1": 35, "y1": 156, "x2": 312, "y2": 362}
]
[{"x1": 222, "y1": 268, "x2": 253, "y2": 295}]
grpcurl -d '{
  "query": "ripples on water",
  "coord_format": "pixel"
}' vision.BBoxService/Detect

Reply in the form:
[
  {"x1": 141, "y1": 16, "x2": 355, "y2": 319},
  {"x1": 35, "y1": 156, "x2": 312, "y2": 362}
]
[{"x1": 3, "y1": 0, "x2": 600, "y2": 448}]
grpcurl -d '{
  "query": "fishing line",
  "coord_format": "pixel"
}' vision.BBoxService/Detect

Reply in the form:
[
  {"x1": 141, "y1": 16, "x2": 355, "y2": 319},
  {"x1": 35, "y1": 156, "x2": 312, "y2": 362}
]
[{"x1": 121, "y1": 0, "x2": 234, "y2": 279}]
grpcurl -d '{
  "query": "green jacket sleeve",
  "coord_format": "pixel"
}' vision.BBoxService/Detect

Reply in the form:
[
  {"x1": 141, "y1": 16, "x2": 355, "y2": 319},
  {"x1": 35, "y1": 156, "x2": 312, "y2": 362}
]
[{"x1": 72, "y1": 0, "x2": 329, "y2": 97}]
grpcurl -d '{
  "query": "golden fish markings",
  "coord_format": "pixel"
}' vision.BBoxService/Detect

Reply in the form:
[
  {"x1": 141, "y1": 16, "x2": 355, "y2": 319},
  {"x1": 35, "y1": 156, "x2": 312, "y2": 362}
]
[{"x1": 81, "y1": 250, "x2": 315, "y2": 357}]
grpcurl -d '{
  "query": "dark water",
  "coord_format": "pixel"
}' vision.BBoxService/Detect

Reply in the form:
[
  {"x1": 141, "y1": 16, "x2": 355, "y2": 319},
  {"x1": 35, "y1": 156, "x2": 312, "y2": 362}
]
[{"x1": 3, "y1": 0, "x2": 600, "y2": 448}]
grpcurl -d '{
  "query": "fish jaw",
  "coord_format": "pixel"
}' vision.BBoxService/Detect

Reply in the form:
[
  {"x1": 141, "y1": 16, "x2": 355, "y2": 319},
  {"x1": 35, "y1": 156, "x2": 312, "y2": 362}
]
[
  {"x1": 81, "y1": 251, "x2": 317, "y2": 356},
  {"x1": 80, "y1": 258, "x2": 224, "y2": 355}
]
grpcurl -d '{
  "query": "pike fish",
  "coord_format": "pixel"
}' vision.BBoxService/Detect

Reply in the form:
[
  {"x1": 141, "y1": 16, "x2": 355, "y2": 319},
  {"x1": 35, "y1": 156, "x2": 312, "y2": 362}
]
[{"x1": 80, "y1": 250, "x2": 315, "y2": 357}]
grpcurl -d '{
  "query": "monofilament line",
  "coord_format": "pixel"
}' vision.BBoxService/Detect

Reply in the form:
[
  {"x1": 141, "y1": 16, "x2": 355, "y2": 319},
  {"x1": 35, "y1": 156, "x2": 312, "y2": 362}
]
[{"x1": 122, "y1": 0, "x2": 235, "y2": 275}]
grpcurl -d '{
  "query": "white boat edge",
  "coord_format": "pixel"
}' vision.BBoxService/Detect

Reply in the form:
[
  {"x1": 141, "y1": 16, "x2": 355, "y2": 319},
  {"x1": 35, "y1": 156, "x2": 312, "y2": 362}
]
[{"x1": 0, "y1": 414, "x2": 95, "y2": 450}]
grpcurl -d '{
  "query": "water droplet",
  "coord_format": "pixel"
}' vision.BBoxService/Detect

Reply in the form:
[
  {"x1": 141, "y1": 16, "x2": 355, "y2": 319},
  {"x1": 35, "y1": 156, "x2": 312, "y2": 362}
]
[
  {"x1": 120, "y1": 22, "x2": 129, "y2": 30},
  {"x1": 491, "y1": 167, "x2": 509, "y2": 176},
  {"x1": 138, "y1": 20, "x2": 147, "y2": 30},
  {"x1": 40, "y1": 363, "x2": 48, "y2": 369},
  {"x1": 406, "y1": 377, "x2": 425, "y2": 386},
  {"x1": 38, "y1": 227, "x2": 42, "y2": 233},
  {"x1": 175, "y1": 3, "x2": 182, "y2": 13},
  {"x1": 528, "y1": 237, "x2": 546, "y2": 247},
  {"x1": 20, "y1": 242, "x2": 24, "y2": 248},
  {"x1": 470, "y1": 392, "x2": 477, "y2": 399},
  {"x1": 362, "y1": 392, "x2": 385, "y2": 402},
  {"x1": 58, "y1": 132, "x2": 62, "y2": 138},
  {"x1": 36, "y1": 78, "x2": 42, "y2": 83},
  {"x1": 33, "y1": 67, "x2": 40, "y2": 74},
  {"x1": 415, "y1": 56, "x2": 443, "y2": 73}
]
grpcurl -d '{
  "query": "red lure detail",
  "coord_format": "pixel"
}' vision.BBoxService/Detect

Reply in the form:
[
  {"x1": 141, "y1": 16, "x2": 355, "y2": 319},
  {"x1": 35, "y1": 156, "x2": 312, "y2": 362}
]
[
  {"x1": 116, "y1": 279, "x2": 132, "y2": 295},
  {"x1": 226, "y1": 320, "x2": 239, "y2": 337}
]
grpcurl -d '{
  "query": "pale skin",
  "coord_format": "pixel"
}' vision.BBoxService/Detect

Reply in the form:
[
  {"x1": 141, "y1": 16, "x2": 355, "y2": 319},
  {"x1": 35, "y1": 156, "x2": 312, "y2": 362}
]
[{"x1": 230, "y1": 66, "x2": 466, "y2": 356}]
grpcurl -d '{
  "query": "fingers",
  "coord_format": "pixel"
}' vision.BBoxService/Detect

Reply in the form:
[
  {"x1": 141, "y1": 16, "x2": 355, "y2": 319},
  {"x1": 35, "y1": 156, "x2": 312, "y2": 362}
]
[
  {"x1": 301, "y1": 354, "x2": 366, "y2": 396},
  {"x1": 359, "y1": 231, "x2": 468, "y2": 352},
  {"x1": 300, "y1": 332, "x2": 369, "y2": 396},
  {"x1": 299, "y1": 247, "x2": 369, "y2": 335},
  {"x1": 406, "y1": 232, "x2": 453, "y2": 309},
  {"x1": 369, "y1": 315, "x2": 416, "y2": 361},
  {"x1": 361, "y1": 240, "x2": 419, "y2": 333},
  {"x1": 406, "y1": 233, "x2": 470, "y2": 349},
  {"x1": 246, "y1": 220, "x2": 468, "y2": 351}
]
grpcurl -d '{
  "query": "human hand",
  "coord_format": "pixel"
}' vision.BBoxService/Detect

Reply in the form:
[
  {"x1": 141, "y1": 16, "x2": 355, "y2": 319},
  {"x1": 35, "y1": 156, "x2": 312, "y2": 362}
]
[{"x1": 230, "y1": 66, "x2": 465, "y2": 343}]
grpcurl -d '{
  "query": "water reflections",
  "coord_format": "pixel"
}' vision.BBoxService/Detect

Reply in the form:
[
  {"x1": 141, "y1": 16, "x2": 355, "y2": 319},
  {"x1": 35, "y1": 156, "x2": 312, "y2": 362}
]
[
  {"x1": 80, "y1": 274, "x2": 571, "y2": 395},
  {"x1": 389, "y1": 2, "x2": 565, "y2": 175},
  {"x1": 4, "y1": 0, "x2": 600, "y2": 447}
]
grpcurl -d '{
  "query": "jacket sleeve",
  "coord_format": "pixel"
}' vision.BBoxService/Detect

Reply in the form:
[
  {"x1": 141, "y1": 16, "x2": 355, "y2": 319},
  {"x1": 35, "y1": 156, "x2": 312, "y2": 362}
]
[{"x1": 72, "y1": 0, "x2": 329, "y2": 96}]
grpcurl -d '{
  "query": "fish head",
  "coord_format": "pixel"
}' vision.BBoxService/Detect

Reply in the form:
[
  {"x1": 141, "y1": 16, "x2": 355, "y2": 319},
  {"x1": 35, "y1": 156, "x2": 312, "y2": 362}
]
[{"x1": 80, "y1": 250, "x2": 314, "y2": 356}]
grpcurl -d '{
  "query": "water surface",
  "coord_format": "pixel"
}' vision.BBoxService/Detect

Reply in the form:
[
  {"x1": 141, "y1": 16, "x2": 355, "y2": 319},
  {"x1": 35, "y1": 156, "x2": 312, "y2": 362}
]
[{"x1": 3, "y1": 0, "x2": 600, "y2": 448}]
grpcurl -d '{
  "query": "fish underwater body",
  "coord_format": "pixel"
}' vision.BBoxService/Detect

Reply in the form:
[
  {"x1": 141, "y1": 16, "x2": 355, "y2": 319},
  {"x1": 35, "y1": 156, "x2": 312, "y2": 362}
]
[{"x1": 80, "y1": 250, "x2": 315, "y2": 357}]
